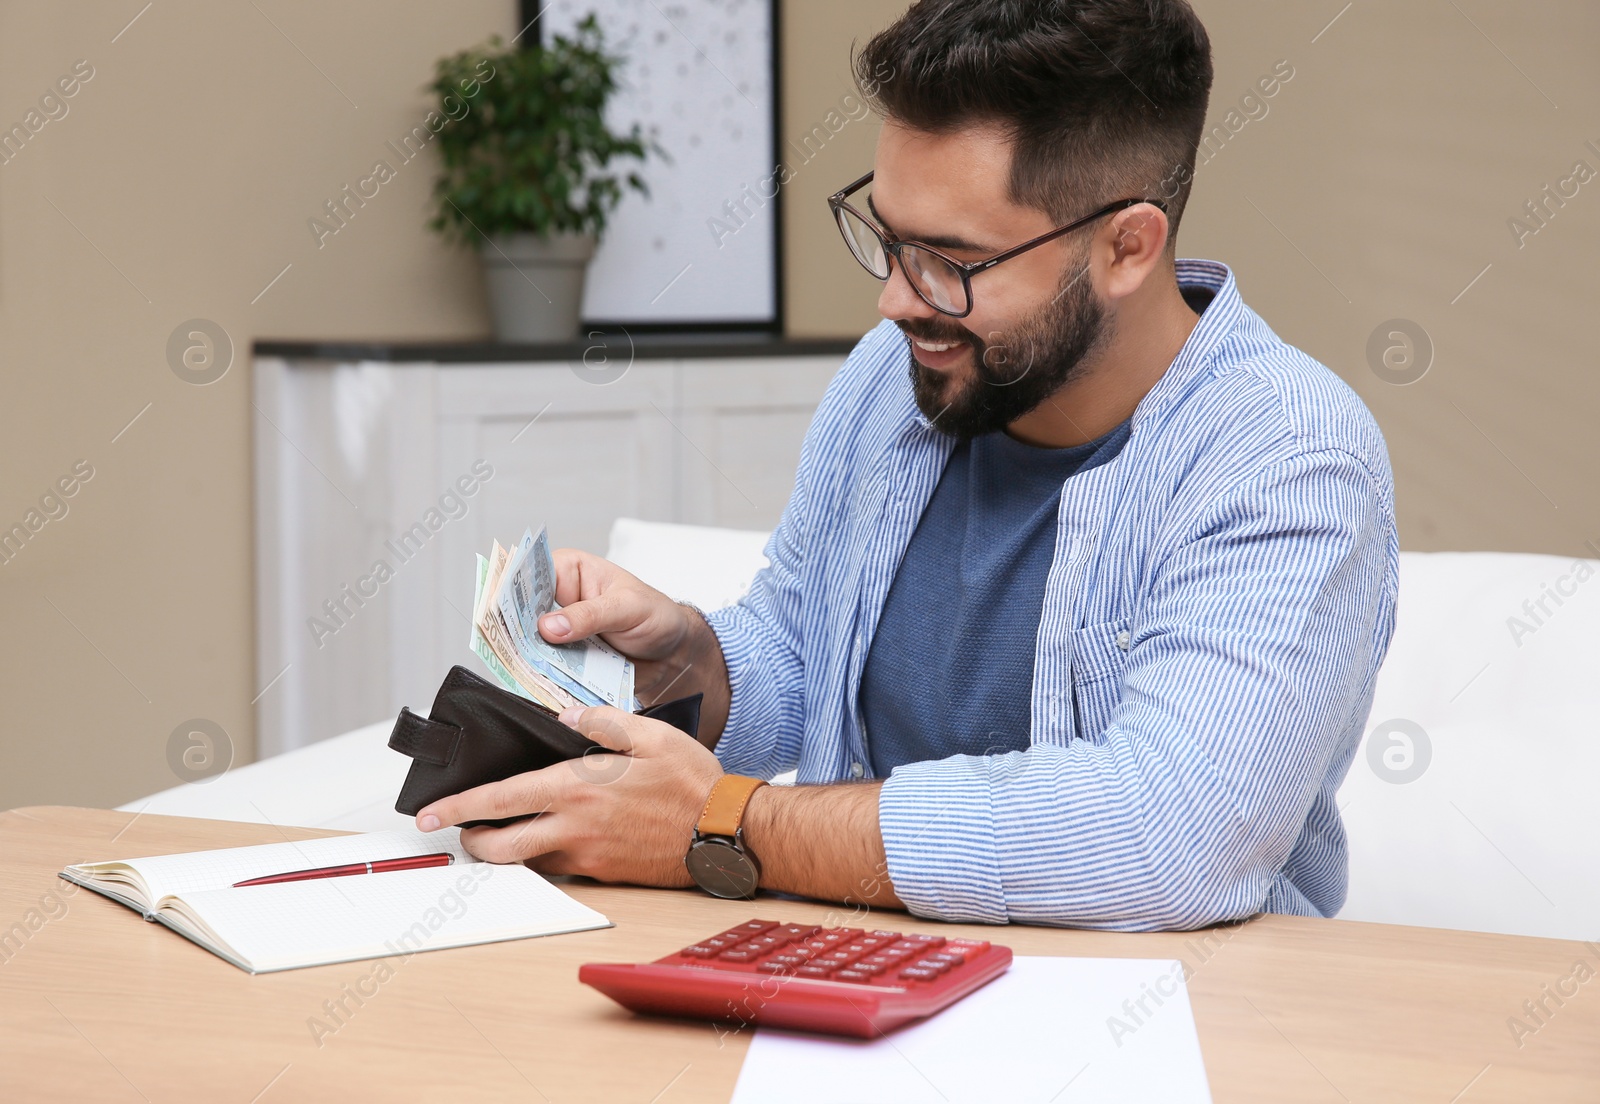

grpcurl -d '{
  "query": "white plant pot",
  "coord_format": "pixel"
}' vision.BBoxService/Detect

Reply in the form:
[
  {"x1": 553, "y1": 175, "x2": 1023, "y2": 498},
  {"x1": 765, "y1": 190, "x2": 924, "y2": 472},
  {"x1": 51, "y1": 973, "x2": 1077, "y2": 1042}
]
[{"x1": 479, "y1": 232, "x2": 596, "y2": 342}]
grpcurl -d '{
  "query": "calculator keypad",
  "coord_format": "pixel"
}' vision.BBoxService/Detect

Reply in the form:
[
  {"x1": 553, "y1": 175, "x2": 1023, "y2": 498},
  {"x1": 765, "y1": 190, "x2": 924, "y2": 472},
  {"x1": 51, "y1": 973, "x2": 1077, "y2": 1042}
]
[{"x1": 662, "y1": 918, "x2": 994, "y2": 989}]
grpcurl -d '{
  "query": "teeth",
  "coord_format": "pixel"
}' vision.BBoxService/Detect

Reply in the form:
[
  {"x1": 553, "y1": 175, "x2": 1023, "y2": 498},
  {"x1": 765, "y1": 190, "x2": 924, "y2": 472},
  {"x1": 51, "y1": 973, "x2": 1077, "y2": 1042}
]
[{"x1": 914, "y1": 340, "x2": 955, "y2": 352}]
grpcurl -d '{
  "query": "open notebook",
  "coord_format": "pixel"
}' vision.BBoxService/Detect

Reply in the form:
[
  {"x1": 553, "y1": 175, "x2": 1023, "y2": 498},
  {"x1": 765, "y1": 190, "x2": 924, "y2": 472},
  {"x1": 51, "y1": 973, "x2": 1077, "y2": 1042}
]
[{"x1": 59, "y1": 827, "x2": 610, "y2": 974}]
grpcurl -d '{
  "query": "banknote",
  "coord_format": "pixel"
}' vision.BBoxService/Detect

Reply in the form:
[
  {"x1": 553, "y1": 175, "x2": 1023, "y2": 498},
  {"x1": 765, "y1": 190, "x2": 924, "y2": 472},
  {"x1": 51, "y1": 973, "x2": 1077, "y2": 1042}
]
[
  {"x1": 467, "y1": 547, "x2": 576, "y2": 710},
  {"x1": 491, "y1": 530, "x2": 602, "y2": 707},
  {"x1": 491, "y1": 527, "x2": 636, "y2": 711}
]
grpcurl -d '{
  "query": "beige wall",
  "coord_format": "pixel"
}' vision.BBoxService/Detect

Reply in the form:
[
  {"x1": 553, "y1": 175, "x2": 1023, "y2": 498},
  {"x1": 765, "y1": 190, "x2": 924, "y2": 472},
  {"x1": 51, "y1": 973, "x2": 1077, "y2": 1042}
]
[
  {"x1": 780, "y1": 0, "x2": 905, "y2": 340},
  {"x1": 0, "y1": 2, "x2": 509, "y2": 810},
  {"x1": 4, "y1": 1, "x2": 1597, "y2": 810},
  {"x1": 1178, "y1": 1, "x2": 1600, "y2": 558}
]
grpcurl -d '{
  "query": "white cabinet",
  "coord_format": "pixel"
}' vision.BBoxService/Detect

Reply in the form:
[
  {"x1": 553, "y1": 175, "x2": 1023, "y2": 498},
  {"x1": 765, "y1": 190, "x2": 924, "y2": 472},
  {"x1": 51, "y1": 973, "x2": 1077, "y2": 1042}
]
[{"x1": 253, "y1": 346, "x2": 844, "y2": 757}]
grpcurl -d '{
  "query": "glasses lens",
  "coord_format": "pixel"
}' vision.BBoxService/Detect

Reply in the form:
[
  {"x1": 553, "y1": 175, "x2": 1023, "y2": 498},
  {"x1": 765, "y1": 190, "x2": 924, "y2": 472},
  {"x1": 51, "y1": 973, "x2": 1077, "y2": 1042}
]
[
  {"x1": 836, "y1": 206, "x2": 890, "y2": 278},
  {"x1": 900, "y1": 245, "x2": 968, "y2": 315}
]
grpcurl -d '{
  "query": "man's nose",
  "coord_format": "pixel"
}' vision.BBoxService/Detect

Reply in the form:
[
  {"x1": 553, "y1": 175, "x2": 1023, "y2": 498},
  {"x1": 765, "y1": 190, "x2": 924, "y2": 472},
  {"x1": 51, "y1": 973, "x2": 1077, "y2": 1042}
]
[{"x1": 877, "y1": 257, "x2": 938, "y2": 323}]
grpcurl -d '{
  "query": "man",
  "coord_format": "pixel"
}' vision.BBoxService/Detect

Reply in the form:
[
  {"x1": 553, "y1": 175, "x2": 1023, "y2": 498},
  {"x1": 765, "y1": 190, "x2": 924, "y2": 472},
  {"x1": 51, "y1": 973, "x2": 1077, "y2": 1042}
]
[{"x1": 416, "y1": 0, "x2": 1398, "y2": 931}]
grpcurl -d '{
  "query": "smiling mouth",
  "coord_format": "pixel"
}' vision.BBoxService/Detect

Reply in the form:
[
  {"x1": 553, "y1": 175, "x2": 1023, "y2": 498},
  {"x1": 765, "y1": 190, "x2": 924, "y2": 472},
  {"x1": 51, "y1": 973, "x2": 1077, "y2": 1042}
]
[{"x1": 912, "y1": 339, "x2": 958, "y2": 353}]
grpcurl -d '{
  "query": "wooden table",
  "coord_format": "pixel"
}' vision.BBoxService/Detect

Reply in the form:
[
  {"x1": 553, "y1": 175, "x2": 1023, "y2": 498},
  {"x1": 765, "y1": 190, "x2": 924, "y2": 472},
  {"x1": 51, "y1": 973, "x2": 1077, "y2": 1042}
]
[{"x1": 1, "y1": 807, "x2": 1595, "y2": 1102}]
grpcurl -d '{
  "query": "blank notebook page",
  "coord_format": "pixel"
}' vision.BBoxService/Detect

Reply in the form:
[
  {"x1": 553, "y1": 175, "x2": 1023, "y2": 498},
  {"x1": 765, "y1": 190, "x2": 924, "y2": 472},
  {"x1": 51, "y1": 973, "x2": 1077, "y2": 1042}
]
[{"x1": 176, "y1": 861, "x2": 609, "y2": 972}]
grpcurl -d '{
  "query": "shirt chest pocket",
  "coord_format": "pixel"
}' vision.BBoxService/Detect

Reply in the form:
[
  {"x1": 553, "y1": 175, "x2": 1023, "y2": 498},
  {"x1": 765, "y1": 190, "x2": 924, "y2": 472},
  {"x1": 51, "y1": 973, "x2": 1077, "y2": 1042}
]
[{"x1": 1069, "y1": 617, "x2": 1131, "y2": 743}]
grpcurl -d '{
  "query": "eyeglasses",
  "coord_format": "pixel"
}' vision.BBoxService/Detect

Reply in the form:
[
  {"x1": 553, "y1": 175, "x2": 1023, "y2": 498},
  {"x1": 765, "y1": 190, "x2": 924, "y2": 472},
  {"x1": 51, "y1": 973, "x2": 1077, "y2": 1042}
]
[{"x1": 827, "y1": 170, "x2": 1166, "y2": 318}]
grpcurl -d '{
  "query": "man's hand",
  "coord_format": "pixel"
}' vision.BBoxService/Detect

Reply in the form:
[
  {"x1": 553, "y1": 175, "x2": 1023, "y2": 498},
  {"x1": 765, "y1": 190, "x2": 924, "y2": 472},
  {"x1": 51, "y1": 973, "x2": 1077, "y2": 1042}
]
[
  {"x1": 414, "y1": 705, "x2": 724, "y2": 886},
  {"x1": 413, "y1": 700, "x2": 905, "y2": 912},
  {"x1": 537, "y1": 549, "x2": 730, "y2": 739}
]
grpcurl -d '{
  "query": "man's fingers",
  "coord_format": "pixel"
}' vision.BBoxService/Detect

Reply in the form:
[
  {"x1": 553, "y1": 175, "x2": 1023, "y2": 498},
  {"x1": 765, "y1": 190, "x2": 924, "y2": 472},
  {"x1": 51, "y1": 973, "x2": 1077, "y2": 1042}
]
[
  {"x1": 459, "y1": 814, "x2": 565, "y2": 865},
  {"x1": 551, "y1": 547, "x2": 644, "y2": 608},
  {"x1": 538, "y1": 588, "x2": 636, "y2": 644},
  {"x1": 560, "y1": 705, "x2": 645, "y2": 754},
  {"x1": 550, "y1": 547, "x2": 604, "y2": 607},
  {"x1": 524, "y1": 850, "x2": 575, "y2": 878},
  {"x1": 416, "y1": 769, "x2": 560, "y2": 833}
]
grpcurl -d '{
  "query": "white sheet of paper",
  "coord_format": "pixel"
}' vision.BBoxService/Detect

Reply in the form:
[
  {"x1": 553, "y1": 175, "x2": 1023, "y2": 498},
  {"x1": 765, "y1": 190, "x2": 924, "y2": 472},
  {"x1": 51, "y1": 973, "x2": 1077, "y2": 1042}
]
[{"x1": 729, "y1": 956, "x2": 1212, "y2": 1104}]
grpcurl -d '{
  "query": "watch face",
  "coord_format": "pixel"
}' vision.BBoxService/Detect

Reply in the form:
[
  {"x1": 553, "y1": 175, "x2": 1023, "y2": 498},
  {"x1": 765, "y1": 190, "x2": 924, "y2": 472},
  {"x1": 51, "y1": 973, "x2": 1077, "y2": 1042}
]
[{"x1": 685, "y1": 837, "x2": 760, "y2": 900}]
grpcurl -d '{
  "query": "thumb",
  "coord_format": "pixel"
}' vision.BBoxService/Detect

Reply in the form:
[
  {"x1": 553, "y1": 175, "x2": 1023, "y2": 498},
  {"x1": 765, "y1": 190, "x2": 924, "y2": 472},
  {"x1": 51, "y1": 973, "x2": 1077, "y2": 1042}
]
[
  {"x1": 560, "y1": 704, "x2": 641, "y2": 754},
  {"x1": 538, "y1": 589, "x2": 633, "y2": 644}
]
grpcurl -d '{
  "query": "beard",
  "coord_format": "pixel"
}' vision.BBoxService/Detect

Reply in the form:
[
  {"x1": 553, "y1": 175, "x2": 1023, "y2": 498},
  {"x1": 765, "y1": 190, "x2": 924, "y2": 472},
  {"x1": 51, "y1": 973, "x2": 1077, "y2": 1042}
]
[{"x1": 899, "y1": 256, "x2": 1113, "y2": 441}]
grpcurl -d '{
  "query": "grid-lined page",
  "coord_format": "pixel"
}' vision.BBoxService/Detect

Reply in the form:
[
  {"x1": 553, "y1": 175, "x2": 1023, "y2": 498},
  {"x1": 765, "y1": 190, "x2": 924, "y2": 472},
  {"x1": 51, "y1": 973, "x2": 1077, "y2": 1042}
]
[
  {"x1": 177, "y1": 861, "x2": 609, "y2": 972},
  {"x1": 73, "y1": 828, "x2": 473, "y2": 903}
]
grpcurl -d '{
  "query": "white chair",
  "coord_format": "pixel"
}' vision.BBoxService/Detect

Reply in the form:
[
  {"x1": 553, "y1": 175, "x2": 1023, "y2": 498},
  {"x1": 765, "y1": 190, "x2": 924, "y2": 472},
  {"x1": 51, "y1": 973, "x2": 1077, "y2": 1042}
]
[
  {"x1": 123, "y1": 521, "x2": 1600, "y2": 942},
  {"x1": 1336, "y1": 550, "x2": 1600, "y2": 942}
]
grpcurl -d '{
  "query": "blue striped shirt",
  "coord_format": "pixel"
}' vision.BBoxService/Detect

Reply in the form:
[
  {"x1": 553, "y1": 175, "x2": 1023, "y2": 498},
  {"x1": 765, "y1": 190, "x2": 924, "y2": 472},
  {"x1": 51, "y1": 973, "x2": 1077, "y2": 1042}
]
[{"x1": 705, "y1": 259, "x2": 1398, "y2": 931}]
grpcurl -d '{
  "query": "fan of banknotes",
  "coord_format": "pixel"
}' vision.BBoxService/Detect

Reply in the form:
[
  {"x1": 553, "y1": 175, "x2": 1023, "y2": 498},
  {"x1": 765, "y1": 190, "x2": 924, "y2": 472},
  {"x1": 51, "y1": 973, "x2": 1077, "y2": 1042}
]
[{"x1": 470, "y1": 526, "x2": 637, "y2": 713}]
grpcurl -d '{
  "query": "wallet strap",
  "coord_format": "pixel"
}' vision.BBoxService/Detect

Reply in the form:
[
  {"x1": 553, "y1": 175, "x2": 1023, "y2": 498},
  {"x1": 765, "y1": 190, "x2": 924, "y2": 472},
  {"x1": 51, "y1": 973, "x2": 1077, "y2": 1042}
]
[{"x1": 388, "y1": 707, "x2": 463, "y2": 767}]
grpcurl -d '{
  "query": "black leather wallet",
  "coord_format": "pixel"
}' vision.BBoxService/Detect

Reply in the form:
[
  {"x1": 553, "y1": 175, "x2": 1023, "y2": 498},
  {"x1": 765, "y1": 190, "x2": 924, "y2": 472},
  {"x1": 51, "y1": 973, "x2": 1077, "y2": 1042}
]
[{"x1": 389, "y1": 665, "x2": 703, "y2": 828}]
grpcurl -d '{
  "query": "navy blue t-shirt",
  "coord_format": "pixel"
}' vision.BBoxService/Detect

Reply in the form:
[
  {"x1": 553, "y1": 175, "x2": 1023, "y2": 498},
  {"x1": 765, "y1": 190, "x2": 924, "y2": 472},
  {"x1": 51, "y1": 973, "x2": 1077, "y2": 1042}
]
[{"x1": 860, "y1": 417, "x2": 1132, "y2": 775}]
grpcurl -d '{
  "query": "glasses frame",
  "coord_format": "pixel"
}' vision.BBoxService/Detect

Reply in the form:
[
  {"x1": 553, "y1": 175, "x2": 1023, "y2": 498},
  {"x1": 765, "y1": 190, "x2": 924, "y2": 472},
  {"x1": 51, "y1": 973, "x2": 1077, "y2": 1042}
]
[{"x1": 827, "y1": 170, "x2": 1167, "y2": 318}]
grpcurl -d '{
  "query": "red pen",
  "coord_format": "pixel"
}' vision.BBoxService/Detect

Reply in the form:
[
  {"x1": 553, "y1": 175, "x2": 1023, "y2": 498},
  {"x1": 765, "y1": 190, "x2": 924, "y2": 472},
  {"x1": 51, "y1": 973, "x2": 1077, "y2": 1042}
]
[{"x1": 232, "y1": 852, "x2": 454, "y2": 888}]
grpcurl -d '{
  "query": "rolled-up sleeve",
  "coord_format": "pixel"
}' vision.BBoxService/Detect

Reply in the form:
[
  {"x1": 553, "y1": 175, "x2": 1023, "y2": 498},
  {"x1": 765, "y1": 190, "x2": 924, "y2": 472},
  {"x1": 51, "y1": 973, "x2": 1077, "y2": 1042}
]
[{"x1": 878, "y1": 448, "x2": 1397, "y2": 930}]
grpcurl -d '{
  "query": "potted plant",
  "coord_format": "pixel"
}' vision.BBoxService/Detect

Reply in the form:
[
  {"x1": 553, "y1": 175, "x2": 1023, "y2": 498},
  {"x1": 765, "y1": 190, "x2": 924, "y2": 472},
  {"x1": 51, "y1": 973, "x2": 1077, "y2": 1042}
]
[{"x1": 429, "y1": 17, "x2": 653, "y2": 342}]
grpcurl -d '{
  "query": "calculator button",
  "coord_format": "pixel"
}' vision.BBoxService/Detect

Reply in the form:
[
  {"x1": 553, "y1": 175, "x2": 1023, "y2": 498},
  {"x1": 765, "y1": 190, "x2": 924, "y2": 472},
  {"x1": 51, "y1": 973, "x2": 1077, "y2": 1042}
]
[
  {"x1": 828, "y1": 928, "x2": 865, "y2": 939},
  {"x1": 679, "y1": 944, "x2": 718, "y2": 958},
  {"x1": 769, "y1": 953, "x2": 805, "y2": 966},
  {"x1": 757, "y1": 961, "x2": 796, "y2": 975},
  {"x1": 818, "y1": 951, "x2": 856, "y2": 966},
  {"x1": 845, "y1": 962, "x2": 883, "y2": 976},
  {"x1": 912, "y1": 958, "x2": 951, "y2": 974},
  {"x1": 733, "y1": 920, "x2": 779, "y2": 934},
  {"x1": 907, "y1": 936, "x2": 946, "y2": 949},
  {"x1": 774, "y1": 924, "x2": 819, "y2": 940},
  {"x1": 796, "y1": 966, "x2": 834, "y2": 979},
  {"x1": 899, "y1": 967, "x2": 940, "y2": 982},
  {"x1": 926, "y1": 952, "x2": 965, "y2": 966},
  {"x1": 948, "y1": 939, "x2": 990, "y2": 953},
  {"x1": 719, "y1": 949, "x2": 759, "y2": 963},
  {"x1": 834, "y1": 969, "x2": 875, "y2": 983}
]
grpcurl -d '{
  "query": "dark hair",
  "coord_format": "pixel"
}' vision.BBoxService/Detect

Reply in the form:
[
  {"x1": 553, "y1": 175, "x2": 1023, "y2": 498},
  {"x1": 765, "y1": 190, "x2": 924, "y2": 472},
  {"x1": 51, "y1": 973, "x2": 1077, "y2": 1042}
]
[{"x1": 855, "y1": 0, "x2": 1213, "y2": 243}]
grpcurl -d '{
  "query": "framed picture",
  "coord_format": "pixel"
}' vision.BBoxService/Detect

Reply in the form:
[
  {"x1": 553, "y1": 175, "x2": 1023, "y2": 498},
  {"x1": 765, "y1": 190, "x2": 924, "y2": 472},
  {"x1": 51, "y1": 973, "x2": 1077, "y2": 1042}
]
[{"x1": 532, "y1": 0, "x2": 781, "y2": 332}]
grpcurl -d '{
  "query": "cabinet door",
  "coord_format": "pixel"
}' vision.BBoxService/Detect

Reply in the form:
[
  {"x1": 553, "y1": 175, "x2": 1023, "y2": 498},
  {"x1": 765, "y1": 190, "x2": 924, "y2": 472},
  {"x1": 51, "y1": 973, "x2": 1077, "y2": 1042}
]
[
  {"x1": 254, "y1": 358, "x2": 441, "y2": 756},
  {"x1": 676, "y1": 356, "x2": 841, "y2": 530},
  {"x1": 426, "y1": 361, "x2": 678, "y2": 691},
  {"x1": 256, "y1": 353, "x2": 839, "y2": 757}
]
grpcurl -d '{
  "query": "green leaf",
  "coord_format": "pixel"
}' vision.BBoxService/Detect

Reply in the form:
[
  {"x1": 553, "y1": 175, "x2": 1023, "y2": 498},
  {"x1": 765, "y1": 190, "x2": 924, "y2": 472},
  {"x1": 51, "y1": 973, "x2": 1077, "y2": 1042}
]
[{"x1": 426, "y1": 14, "x2": 659, "y2": 245}]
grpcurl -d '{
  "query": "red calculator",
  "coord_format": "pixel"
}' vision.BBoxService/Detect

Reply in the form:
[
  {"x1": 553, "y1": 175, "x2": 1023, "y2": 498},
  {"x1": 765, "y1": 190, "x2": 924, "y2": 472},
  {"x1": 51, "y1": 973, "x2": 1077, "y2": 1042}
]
[{"x1": 579, "y1": 918, "x2": 1012, "y2": 1038}]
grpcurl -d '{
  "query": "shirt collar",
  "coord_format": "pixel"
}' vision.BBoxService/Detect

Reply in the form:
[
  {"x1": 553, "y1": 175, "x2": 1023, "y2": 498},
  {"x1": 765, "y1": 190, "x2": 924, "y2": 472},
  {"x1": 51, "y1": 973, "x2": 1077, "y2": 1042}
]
[{"x1": 1130, "y1": 258, "x2": 1243, "y2": 429}]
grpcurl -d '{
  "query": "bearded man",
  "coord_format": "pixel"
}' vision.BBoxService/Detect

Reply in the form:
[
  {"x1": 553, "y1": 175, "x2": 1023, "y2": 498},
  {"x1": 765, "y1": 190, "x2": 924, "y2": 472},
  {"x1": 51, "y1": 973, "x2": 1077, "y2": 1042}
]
[{"x1": 417, "y1": 0, "x2": 1398, "y2": 932}]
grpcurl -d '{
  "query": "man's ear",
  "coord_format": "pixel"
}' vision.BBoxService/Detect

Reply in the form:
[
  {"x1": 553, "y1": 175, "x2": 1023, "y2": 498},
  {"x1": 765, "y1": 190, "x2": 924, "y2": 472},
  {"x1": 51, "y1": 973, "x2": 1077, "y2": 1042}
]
[{"x1": 1101, "y1": 203, "x2": 1171, "y2": 301}]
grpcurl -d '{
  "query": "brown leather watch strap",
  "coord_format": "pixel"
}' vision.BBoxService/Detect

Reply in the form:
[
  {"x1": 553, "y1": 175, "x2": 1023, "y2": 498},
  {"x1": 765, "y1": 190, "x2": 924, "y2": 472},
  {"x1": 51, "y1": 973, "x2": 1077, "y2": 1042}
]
[{"x1": 695, "y1": 775, "x2": 768, "y2": 838}]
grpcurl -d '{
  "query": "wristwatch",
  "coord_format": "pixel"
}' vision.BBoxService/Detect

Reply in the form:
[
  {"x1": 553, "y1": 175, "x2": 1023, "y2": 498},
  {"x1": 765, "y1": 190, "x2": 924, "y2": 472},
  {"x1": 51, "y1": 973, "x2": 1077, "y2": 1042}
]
[{"x1": 685, "y1": 774, "x2": 768, "y2": 899}]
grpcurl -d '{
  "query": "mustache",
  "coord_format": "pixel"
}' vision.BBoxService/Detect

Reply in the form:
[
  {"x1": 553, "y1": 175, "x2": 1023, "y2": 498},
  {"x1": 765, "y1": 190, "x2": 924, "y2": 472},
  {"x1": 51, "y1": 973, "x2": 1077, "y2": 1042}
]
[{"x1": 895, "y1": 319, "x2": 979, "y2": 348}]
